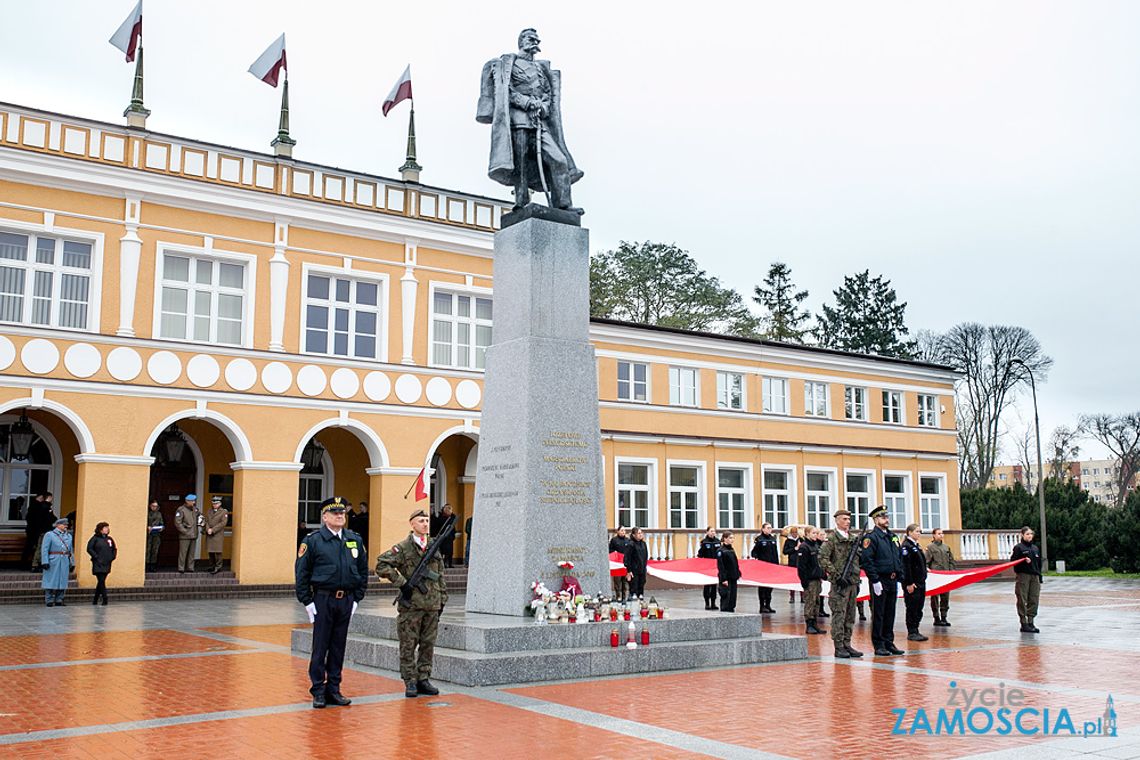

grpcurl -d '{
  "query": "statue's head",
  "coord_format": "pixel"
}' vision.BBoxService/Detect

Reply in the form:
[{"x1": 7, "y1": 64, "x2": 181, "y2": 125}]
[{"x1": 518, "y1": 28, "x2": 541, "y2": 55}]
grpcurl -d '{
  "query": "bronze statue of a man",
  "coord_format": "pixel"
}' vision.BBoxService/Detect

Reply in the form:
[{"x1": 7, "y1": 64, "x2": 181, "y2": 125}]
[{"x1": 477, "y1": 29, "x2": 583, "y2": 213}]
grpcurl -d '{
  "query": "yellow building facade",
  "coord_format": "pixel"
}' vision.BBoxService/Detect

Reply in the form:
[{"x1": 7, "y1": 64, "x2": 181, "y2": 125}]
[{"x1": 0, "y1": 102, "x2": 960, "y2": 589}]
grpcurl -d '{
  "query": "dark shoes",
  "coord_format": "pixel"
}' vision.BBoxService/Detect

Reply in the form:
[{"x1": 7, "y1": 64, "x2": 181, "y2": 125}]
[
  {"x1": 845, "y1": 645, "x2": 864, "y2": 658},
  {"x1": 416, "y1": 679, "x2": 439, "y2": 696},
  {"x1": 875, "y1": 648, "x2": 892, "y2": 657},
  {"x1": 834, "y1": 647, "x2": 851, "y2": 658},
  {"x1": 1020, "y1": 624, "x2": 1040, "y2": 633},
  {"x1": 907, "y1": 633, "x2": 928, "y2": 642},
  {"x1": 819, "y1": 610, "x2": 830, "y2": 617},
  {"x1": 887, "y1": 645, "x2": 905, "y2": 655},
  {"x1": 858, "y1": 614, "x2": 867, "y2": 622},
  {"x1": 312, "y1": 691, "x2": 326, "y2": 709},
  {"x1": 45, "y1": 602, "x2": 54, "y2": 607},
  {"x1": 405, "y1": 681, "x2": 418, "y2": 698},
  {"x1": 806, "y1": 619, "x2": 827, "y2": 635},
  {"x1": 933, "y1": 619, "x2": 951, "y2": 627},
  {"x1": 325, "y1": 691, "x2": 352, "y2": 706}
]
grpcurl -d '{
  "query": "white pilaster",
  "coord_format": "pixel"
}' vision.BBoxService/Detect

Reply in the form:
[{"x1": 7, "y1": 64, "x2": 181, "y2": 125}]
[
  {"x1": 400, "y1": 240, "x2": 419, "y2": 365},
  {"x1": 116, "y1": 196, "x2": 143, "y2": 337},
  {"x1": 269, "y1": 221, "x2": 290, "y2": 352}
]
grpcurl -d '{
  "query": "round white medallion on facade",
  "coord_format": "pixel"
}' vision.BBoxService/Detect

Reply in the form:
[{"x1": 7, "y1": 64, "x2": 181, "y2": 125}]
[
  {"x1": 147, "y1": 351, "x2": 182, "y2": 385},
  {"x1": 20, "y1": 338, "x2": 59, "y2": 375},
  {"x1": 362, "y1": 371, "x2": 391, "y2": 402},
  {"x1": 455, "y1": 379, "x2": 482, "y2": 410},
  {"x1": 297, "y1": 365, "x2": 328, "y2": 397},
  {"x1": 261, "y1": 361, "x2": 293, "y2": 394},
  {"x1": 330, "y1": 368, "x2": 360, "y2": 399},
  {"x1": 63, "y1": 343, "x2": 101, "y2": 378},
  {"x1": 394, "y1": 374, "x2": 423, "y2": 404},
  {"x1": 0, "y1": 335, "x2": 15, "y2": 371},
  {"x1": 425, "y1": 377, "x2": 452, "y2": 406},
  {"x1": 186, "y1": 354, "x2": 221, "y2": 388},
  {"x1": 106, "y1": 346, "x2": 142, "y2": 381},
  {"x1": 224, "y1": 358, "x2": 257, "y2": 391}
]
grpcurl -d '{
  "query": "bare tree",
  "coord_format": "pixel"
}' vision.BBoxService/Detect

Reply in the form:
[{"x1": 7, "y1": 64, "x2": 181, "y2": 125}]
[
  {"x1": 1014, "y1": 425, "x2": 1036, "y2": 493},
  {"x1": 933, "y1": 324, "x2": 1053, "y2": 489},
  {"x1": 912, "y1": 329, "x2": 945, "y2": 364},
  {"x1": 1079, "y1": 413, "x2": 1140, "y2": 507},
  {"x1": 1047, "y1": 425, "x2": 1081, "y2": 482}
]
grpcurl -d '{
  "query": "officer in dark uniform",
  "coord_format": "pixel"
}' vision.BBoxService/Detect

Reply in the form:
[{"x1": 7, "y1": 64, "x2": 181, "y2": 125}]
[
  {"x1": 697, "y1": 526, "x2": 721, "y2": 609},
  {"x1": 295, "y1": 496, "x2": 369, "y2": 709},
  {"x1": 900, "y1": 523, "x2": 929, "y2": 642},
  {"x1": 861, "y1": 504, "x2": 905, "y2": 657},
  {"x1": 750, "y1": 522, "x2": 780, "y2": 613}
]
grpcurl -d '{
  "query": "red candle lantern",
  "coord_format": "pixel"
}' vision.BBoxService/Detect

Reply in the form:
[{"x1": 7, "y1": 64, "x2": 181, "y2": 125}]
[
  {"x1": 640, "y1": 626, "x2": 650, "y2": 646},
  {"x1": 623, "y1": 608, "x2": 631, "y2": 621},
  {"x1": 609, "y1": 607, "x2": 618, "y2": 622},
  {"x1": 610, "y1": 628, "x2": 619, "y2": 648}
]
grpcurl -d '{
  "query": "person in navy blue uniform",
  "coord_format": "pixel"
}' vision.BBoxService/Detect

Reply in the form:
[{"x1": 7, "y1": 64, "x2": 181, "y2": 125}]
[
  {"x1": 716, "y1": 531, "x2": 741, "y2": 612},
  {"x1": 295, "y1": 496, "x2": 369, "y2": 709},
  {"x1": 861, "y1": 504, "x2": 905, "y2": 657},
  {"x1": 697, "y1": 526, "x2": 721, "y2": 609},
  {"x1": 900, "y1": 523, "x2": 928, "y2": 641},
  {"x1": 750, "y1": 522, "x2": 779, "y2": 613}
]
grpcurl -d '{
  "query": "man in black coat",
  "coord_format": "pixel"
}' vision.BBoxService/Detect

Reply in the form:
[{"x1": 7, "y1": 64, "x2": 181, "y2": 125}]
[
  {"x1": 750, "y1": 523, "x2": 779, "y2": 613},
  {"x1": 609, "y1": 526, "x2": 631, "y2": 602},
  {"x1": 861, "y1": 505, "x2": 905, "y2": 657},
  {"x1": 900, "y1": 523, "x2": 928, "y2": 641},
  {"x1": 716, "y1": 532, "x2": 741, "y2": 612},
  {"x1": 783, "y1": 526, "x2": 803, "y2": 604},
  {"x1": 697, "y1": 526, "x2": 721, "y2": 609},
  {"x1": 623, "y1": 527, "x2": 649, "y2": 600}
]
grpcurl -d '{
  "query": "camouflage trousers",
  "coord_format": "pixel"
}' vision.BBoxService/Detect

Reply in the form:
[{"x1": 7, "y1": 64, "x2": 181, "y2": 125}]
[
  {"x1": 397, "y1": 607, "x2": 440, "y2": 681},
  {"x1": 828, "y1": 582, "x2": 859, "y2": 646}
]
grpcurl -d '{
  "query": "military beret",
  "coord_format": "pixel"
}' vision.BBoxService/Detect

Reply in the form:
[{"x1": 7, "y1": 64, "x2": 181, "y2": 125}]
[
  {"x1": 320, "y1": 496, "x2": 348, "y2": 514},
  {"x1": 869, "y1": 505, "x2": 888, "y2": 519},
  {"x1": 409, "y1": 509, "x2": 429, "y2": 521},
  {"x1": 833, "y1": 509, "x2": 852, "y2": 519},
  {"x1": 185, "y1": 493, "x2": 197, "y2": 502}
]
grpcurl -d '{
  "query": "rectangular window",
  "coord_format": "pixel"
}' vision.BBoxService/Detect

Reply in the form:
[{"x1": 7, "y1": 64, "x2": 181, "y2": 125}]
[
  {"x1": 805, "y1": 471, "x2": 832, "y2": 530},
  {"x1": 882, "y1": 390, "x2": 903, "y2": 424},
  {"x1": 762, "y1": 377, "x2": 788, "y2": 414},
  {"x1": 917, "y1": 393, "x2": 938, "y2": 427},
  {"x1": 617, "y1": 361, "x2": 648, "y2": 402},
  {"x1": 431, "y1": 290, "x2": 492, "y2": 370},
  {"x1": 716, "y1": 467, "x2": 747, "y2": 529},
  {"x1": 844, "y1": 386, "x2": 868, "y2": 421},
  {"x1": 716, "y1": 371, "x2": 743, "y2": 410},
  {"x1": 159, "y1": 252, "x2": 246, "y2": 345},
  {"x1": 0, "y1": 231, "x2": 93, "y2": 329},
  {"x1": 303, "y1": 272, "x2": 383, "y2": 359},
  {"x1": 616, "y1": 462, "x2": 651, "y2": 528},
  {"x1": 884, "y1": 474, "x2": 910, "y2": 528},
  {"x1": 668, "y1": 464, "x2": 701, "y2": 529},
  {"x1": 804, "y1": 381, "x2": 828, "y2": 417},
  {"x1": 298, "y1": 475, "x2": 325, "y2": 526},
  {"x1": 919, "y1": 476, "x2": 943, "y2": 530},
  {"x1": 844, "y1": 472, "x2": 871, "y2": 527},
  {"x1": 762, "y1": 468, "x2": 792, "y2": 529},
  {"x1": 669, "y1": 367, "x2": 699, "y2": 407}
]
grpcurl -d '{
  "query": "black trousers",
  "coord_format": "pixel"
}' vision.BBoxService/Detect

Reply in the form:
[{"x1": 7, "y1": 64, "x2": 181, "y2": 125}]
[
  {"x1": 703, "y1": 584, "x2": 718, "y2": 605},
  {"x1": 904, "y1": 586, "x2": 925, "y2": 633},
  {"x1": 757, "y1": 586, "x2": 773, "y2": 608},
  {"x1": 870, "y1": 578, "x2": 899, "y2": 648},
  {"x1": 93, "y1": 572, "x2": 108, "y2": 603},
  {"x1": 308, "y1": 590, "x2": 354, "y2": 694},
  {"x1": 629, "y1": 571, "x2": 646, "y2": 598},
  {"x1": 22, "y1": 529, "x2": 39, "y2": 569},
  {"x1": 719, "y1": 580, "x2": 738, "y2": 612}
]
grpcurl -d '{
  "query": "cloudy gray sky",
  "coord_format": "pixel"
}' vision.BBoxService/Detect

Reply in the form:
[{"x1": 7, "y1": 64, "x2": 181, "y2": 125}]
[{"x1": 2, "y1": 1, "x2": 1136, "y2": 460}]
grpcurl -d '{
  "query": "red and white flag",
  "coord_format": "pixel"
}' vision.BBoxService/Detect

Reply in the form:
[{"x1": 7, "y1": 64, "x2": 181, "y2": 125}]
[
  {"x1": 248, "y1": 33, "x2": 287, "y2": 87},
  {"x1": 413, "y1": 467, "x2": 429, "y2": 502},
  {"x1": 109, "y1": 0, "x2": 143, "y2": 63},
  {"x1": 382, "y1": 65, "x2": 413, "y2": 116}
]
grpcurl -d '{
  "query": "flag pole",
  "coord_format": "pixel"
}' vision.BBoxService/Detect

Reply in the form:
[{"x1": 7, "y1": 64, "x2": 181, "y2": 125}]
[
  {"x1": 399, "y1": 97, "x2": 422, "y2": 182},
  {"x1": 403, "y1": 467, "x2": 426, "y2": 499},
  {"x1": 124, "y1": 45, "x2": 150, "y2": 127},
  {"x1": 271, "y1": 72, "x2": 296, "y2": 157}
]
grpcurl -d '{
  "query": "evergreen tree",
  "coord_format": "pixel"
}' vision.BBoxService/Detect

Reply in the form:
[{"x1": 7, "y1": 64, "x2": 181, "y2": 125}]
[
  {"x1": 752, "y1": 262, "x2": 810, "y2": 342},
  {"x1": 814, "y1": 270, "x2": 916, "y2": 358}
]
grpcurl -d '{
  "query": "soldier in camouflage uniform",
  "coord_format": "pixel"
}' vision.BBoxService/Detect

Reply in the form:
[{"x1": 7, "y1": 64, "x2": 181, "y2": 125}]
[
  {"x1": 375, "y1": 508, "x2": 448, "y2": 698},
  {"x1": 819, "y1": 509, "x2": 863, "y2": 659}
]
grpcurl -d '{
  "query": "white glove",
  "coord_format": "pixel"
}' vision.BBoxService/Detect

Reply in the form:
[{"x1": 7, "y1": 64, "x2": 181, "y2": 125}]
[
  {"x1": 305, "y1": 602, "x2": 317, "y2": 623},
  {"x1": 872, "y1": 582, "x2": 883, "y2": 596},
  {"x1": 351, "y1": 601, "x2": 358, "y2": 617}
]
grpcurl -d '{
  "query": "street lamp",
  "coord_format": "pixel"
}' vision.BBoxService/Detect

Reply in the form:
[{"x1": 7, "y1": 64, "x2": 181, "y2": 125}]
[
  {"x1": 300, "y1": 438, "x2": 326, "y2": 471},
  {"x1": 158, "y1": 424, "x2": 187, "y2": 465},
  {"x1": 9, "y1": 412, "x2": 35, "y2": 461},
  {"x1": 1011, "y1": 358, "x2": 1048, "y2": 569}
]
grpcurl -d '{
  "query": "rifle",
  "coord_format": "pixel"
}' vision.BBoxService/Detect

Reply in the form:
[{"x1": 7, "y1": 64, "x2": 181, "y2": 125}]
[
  {"x1": 394, "y1": 514, "x2": 456, "y2": 606},
  {"x1": 834, "y1": 517, "x2": 869, "y2": 590}
]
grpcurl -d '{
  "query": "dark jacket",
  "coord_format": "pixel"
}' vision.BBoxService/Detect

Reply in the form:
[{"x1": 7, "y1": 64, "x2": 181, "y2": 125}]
[
  {"x1": 717, "y1": 544, "x2": 741, "y2": 582},
  {"x1": 86, "y1": 534, "x2": 117, "y2": 574},
  {"x1": 1011, "y1": 540, "x2": 1043, "y2": 577},
  {"x1": 697, "y1": 534, "x2": 721, "y2": 560},
  {"x1": 783, "y1": 534, "x2": 802, "y2": 567},
  {"x1": 797, "y1": 539, "x2": 825, "y2": 585},
  {"x1": 609, "y1": 533, "x2": 631, "y2": 556},
  {"x1": 751, "y1": 533, "x2": 779, "y2": 563},
  {"x1": 623, "y1": 539, "x2": 648, "y2": 577},
  {"x1": 901, "y1": 537, "x2": 928, "y2": 587},
  {"x1": 861, "y1": 527, "x2": 905, "y2": 584},
  {"x1": 294, "y1": 525, "x2": 369, "y2": 604}
]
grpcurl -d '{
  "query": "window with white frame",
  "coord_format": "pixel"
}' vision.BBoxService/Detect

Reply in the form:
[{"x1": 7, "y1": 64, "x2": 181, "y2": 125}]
[
  {"x1": 882, "y1": 390, "x2": 903, "y2": 424},
  {"x1": 762, "y1": 468, "x2": 792, "y2": 529},
  {"x1": 845, "y1": 386, "x2": 868, "y2": 421},
  {"x1": 431, "y1": 290, "x2": 492, "y2": 369},
  {"x1": 0, "y1": 231, "x2": 93, "y2": 330},
  {"x1": 884, "y1": 474, "x2": 910, "y2": 527},
  {"x1": 0, "y1": 419, "x2": 54, "y2": 527},
  {"x1": 805, "y1": 471, "x2": 832, "y2": 529},
  {"x1": 919, "y1": 476, "x2": 943, "y2": 530},
  {"x1": 159, "y1": 252, "x2": 246, "y2": 345},
  {"x1": 716, "y1": 371, "x2": 743, "y2": 410},
  {"x1": 716, "y1": 466, "x2": 747, "y2": 529},
  {"x1": 297, "y1": 454, "x2": 328, "y2": 527},
  {"x1": 303, "y1": 272, "x2": 384, "y2": 359},
  {"x1": 804, "y1": 381, "x2": 828, "y2": 417},
  {"x1": 617, "y1": 361, "x2": 648, "y2": 402},
  {"x1": 668, "y1": 464, "x2": 701, "y2": 529},
  {"x1": 917, "y1": 394, "x2": 938, "y2": 427},
  {"x1": 669, "y1": 367, "x2": 699, "y2": 407},
  {"x1": 616, "y1": 462, "x2": 652, "y2": 528},
  {"x1": 845, "y1": 472, "x2": 871, "y2": 526},
  {"x1": 762, "y1": 377, "x2": 788, "y2": 414}
]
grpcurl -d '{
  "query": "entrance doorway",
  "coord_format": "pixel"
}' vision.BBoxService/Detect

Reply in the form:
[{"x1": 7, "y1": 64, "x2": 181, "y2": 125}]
[{"x1": 148, "y1": 427, "x2": 197, "y2": 569}]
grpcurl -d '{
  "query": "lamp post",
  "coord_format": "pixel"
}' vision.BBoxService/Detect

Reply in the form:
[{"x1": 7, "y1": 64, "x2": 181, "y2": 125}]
[{"x1": 1011, "y1": 358, "x2": 1048, "y2": 569}]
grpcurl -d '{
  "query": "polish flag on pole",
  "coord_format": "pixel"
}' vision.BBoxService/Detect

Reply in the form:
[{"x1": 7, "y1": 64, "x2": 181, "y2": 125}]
[
  {"x1": 109, "y1": 0, "x2": 143, "y2": 63},
  {"x1": 248, "y1": 33, "x2": 287, "y2": 87},
  {"x1": 382, "y1": 65, "x2": 413, "y2": 116},
  {"x1": 403, "y1": 467, "x2": 429, "y2": 501}
]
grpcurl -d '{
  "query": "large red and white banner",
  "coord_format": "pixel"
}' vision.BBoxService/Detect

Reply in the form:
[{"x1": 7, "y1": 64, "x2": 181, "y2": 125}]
[
  {"x1": 109, "y1": 1, "x2": 143, "y2": 62},
  {"x1": 609, "y1": 552, "x2": 1022, "y2": 601},
  {"x1": 382, "y1": 65, "x2": 413, "y2": 117},
  {"x1": 249, "y1": 33, "x2": 287, "y2": 87}
]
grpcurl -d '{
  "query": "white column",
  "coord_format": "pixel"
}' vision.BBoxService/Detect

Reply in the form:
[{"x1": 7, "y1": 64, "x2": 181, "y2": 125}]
[
  {"x1": 400, "y1": 240, "x2": 419, "y2": 365},
  {"x1": 116, "y1": 197, "x2": 143, "y2": 337},
  {"x1": 268, "y1": 221, "x2": 290, "y2": 352}
]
